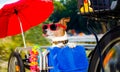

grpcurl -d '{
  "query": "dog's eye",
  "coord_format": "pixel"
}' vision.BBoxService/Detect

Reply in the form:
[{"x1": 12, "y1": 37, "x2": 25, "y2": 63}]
[
  {"x1": 42, "y1": 25, "x2": 48, "y2": 30},
  {"x1": 50, "y1": 24, "x2": 57, "y2": 30}
]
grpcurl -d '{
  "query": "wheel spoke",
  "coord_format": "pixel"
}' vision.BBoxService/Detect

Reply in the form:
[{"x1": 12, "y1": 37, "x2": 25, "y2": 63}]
[
  {"x1": 9, "y1": 57, "x2": 16, "y2": 72},
  {"x1": 8, "y1": 52, "x2": 25, "y2": 72},
  {"x1": 101, "y1": 43, "x2": 120, "y2": 72}
]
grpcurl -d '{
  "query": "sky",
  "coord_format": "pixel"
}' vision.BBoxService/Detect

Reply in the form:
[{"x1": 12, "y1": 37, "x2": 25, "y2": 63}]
[{"x1": 0, "y1": 0, "x2": 19, "y2": 9}]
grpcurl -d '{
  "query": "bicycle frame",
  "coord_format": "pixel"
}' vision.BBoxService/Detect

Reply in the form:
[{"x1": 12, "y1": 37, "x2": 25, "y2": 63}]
[{"x1": 78, "y1": 0, "x2": 120, "y2": 72}]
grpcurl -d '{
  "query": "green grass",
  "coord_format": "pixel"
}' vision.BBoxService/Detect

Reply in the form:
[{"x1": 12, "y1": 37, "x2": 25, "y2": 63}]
[
  {"x1": 0, "y1": 68, "x2": 7, "y2": 72},
  {"x1": 0, "y1": 61, "x2": 7, "y2": 72}
]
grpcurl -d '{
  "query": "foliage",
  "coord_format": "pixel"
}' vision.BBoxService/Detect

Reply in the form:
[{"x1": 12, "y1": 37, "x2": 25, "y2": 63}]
[
  {"x1": 50, "y1": 0, "x2": 103, "y2": 34},
  {"x1": 0, "y1": 24, "x2": 50, "y2": 60},
  {"x1": 25, "y1": 24, "x2": 51, "y2": 46},
  {"x1": 50, "y1": 0, "x2": 87, "y2": 33},
  {"x1": 49, "y1": 1, "x2": 67, "y2": 22}
]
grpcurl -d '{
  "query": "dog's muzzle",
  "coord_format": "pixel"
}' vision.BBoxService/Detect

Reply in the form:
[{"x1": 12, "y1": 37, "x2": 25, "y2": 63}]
[
  {"x1": 52, "y1": 40, "x2": 68, "y2": 45},
  {"x1": 43, "y1": 30, "x2": 47, "y2": 34}
]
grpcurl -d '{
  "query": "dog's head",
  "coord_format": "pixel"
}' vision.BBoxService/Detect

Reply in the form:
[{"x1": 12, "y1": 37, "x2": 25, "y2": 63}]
[{"x1": 42, "y1": 17, "x2": 70, "y2": 40}]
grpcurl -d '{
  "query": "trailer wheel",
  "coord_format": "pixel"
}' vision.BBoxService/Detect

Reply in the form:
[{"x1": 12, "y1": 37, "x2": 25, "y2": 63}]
[{"x1": 8, "y1": 52, "x2": 25, "y2": 72}]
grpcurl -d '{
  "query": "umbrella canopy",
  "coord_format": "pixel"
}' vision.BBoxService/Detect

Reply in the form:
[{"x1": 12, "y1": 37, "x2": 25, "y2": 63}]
[{"x1": 0, "y1": 0, "x2": 54, "y2": 38}]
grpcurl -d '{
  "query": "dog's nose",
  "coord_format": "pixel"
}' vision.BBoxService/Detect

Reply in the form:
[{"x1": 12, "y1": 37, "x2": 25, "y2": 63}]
[{"x1": 43, "y1": 30, "x2": 47, "y2": 34}]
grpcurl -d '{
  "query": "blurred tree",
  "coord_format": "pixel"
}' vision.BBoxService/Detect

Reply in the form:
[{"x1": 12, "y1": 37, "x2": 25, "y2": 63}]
[
  {"x1": 50, "y1": 0, "x2": 103, "y2": 34},
  {"x1": 49, "y1": 1, "x2": 67, "y2": 22},
  {"x1": 50, "y1": 0, "x2": 88, "y2": 33},
  {"x1": 0, "y1": 24, "x2": 50, "y2": 60},
  {"x1": 25, "y1": 24, "x2": 50, "y2": 46}
]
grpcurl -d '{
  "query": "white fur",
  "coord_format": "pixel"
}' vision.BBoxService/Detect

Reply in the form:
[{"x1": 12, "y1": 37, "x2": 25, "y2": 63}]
[
  {"x1": 52, "y1": 32, "x2": 68, "y2": 41},
  {"x1": 50, "y1": 32, "x2": 76, "y2": 48}
]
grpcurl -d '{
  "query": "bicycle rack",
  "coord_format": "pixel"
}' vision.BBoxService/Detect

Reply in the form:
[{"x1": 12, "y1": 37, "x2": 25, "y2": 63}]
[{"x1": 15, "y1": 46, "x2": 53, "y2": 71}]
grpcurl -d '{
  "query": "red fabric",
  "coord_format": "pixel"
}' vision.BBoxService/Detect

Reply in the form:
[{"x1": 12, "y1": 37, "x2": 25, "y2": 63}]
[{"x1": 0, "y1": 0, "x2": 54, "y2": 38}]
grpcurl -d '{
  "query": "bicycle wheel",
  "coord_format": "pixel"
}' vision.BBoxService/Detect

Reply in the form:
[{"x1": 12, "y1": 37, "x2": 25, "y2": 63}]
[
  {"x1": 8, "y1": 52, "x2": 25, "y2": 72},
  {"x1": 89, "y1": 26, "x2": 120, "y2": 72}
]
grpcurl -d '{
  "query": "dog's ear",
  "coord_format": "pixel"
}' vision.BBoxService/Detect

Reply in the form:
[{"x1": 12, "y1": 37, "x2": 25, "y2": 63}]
[
  {"x1": 64, "y1": 17, "x2": 70, "y2": 23},
  {"x1": 59, "y1": 17, "x2": 70, "y2": 28}
]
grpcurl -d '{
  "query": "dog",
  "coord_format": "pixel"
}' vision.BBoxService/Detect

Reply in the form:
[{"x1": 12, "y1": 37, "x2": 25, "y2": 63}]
[
  {"x1": 42, "y1": 17, "x2": 76, "y2": 48},
  {"x1": 42, "y1": 17, "x2": 88, "y2": 72}
]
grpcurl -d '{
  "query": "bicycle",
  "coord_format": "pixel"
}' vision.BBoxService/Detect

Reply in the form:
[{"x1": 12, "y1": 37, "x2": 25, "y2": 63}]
[
  {"x1": 78, "y1": 0, "x2": 120, "y2": 72},
  {"x1": 7, "y1": 0, "x2": 120, "y2": 72}
]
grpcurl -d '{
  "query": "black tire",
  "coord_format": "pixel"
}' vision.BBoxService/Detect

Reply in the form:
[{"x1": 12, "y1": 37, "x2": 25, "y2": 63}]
[
  {"x1": 89, "y1": 26, "x2": 120, "y2": 72},
  {"x1": 8, "y1": 52, "x2": 25, "y2": 72}
]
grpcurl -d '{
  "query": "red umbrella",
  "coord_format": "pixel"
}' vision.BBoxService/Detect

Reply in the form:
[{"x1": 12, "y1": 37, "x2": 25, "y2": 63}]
[{"x1": 0, "y1": 0, "x2": 54, "y2": 38}]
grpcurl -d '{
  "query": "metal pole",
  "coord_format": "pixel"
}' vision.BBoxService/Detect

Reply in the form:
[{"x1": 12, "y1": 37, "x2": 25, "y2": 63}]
[
  {"x1": 17, "y1": 15, "x2": 29, "y2": 58},
  {"x1": 14, "y1": 9, "x2": 28, "y2": 58},
  {"x1": 17, "y1": 16, "x2": 27, "y2": 48}
]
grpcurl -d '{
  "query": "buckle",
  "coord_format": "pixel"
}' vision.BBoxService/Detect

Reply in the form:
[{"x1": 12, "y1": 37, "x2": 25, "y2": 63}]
[{"x1": 52, "y1": 40, "x2": 68, "y2": 45}]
